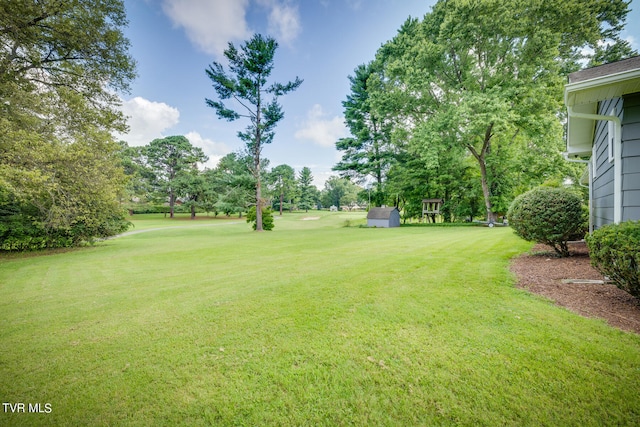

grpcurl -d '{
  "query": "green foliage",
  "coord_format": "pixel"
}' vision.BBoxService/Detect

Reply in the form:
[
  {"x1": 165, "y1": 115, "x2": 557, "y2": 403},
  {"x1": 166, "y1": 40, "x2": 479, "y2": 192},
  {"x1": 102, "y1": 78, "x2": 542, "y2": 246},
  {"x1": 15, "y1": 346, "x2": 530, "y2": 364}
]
[
  {"x1": 586, "y1": 221, "x2": 640, "y2": 297},
  {"x1": 246, "y1": 206, "x2": 274, "y2": 231},
  {"x1": 118, "y1": 142, "x2": 156, "y2": 205},
  {"x1": 207, "y1": 152, "x2": 256, "y2": 217},
  {"x1": 0, "y1": 0, "x2": 136, "y2": 250},
  {"x1": 334, "y1": 61, "x2": 395, "y2": 201},
  {"x1": 321, "y1": 177, "x2": 361, "y2": 210},
  {"x1": 507, "y1": 187, "x2": 586, "y2": 257},
  {"x1": 297, "y1": 167, "x2": 317, "y2": 212},
  {"x1": 1, "y1": 128, "x2": 132, "y2": 251},
  {"x1": 0, "y1": 189, "x2": 130, "y2": 251},
  {"x1": 268, "y1": 164, "x2": 298, "y2": 214},
  {"x1": 357, "y1": 0, "x2": 636, "y2": 225},
  {"x1": 0, "y1": 0, "x2": 136, "y2": 133},
  {"x1": 143, "y1": 136, "x2": 207, "y2": 218},
  {"x1": 127, "y1": 205, "x2": 169, "y2": 215}
]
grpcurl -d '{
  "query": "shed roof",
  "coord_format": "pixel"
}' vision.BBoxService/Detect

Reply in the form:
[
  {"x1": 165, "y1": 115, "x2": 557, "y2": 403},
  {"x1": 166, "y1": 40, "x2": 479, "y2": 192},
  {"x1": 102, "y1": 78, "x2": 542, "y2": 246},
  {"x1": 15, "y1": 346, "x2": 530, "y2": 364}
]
[
  {"x1": 565, "y1": 56, "x2": 640, "y2": 157},
  {"x1": 367, "y1": 207, "x2": 398, "y2": 220}
]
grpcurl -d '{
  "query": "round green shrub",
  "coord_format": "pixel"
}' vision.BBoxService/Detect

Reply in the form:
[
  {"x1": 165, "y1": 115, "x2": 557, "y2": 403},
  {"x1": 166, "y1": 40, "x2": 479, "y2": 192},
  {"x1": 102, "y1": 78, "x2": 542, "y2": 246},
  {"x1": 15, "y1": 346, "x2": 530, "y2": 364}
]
[
  {"x1": 586, "y1": 221, "x2": 640, "y2": 298},
  {"x1": 246, "y1": 206, "x2": 274, "y2": 231},
  {"x1": 507, "y1": 187, "x2": 586, "y2": 257}
]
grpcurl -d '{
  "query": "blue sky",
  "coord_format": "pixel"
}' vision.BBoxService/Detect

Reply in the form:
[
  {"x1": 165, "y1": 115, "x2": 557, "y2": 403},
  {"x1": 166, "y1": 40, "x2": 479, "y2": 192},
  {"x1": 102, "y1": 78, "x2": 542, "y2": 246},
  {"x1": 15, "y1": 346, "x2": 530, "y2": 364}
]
[{"x1": 117, "y1": 0, "x2": 640, "y2": 188}]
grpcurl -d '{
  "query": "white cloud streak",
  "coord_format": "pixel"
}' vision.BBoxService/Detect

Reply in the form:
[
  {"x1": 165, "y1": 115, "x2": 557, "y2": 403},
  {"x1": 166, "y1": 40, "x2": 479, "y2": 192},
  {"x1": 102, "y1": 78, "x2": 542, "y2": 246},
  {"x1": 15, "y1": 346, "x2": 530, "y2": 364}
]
[
  {"x1": 117, "y1": 96, "x2": 180, "y2": 146},
  {"x1": 294, "y1": 104, "x2": 348, "y2": 147},
  {"x1": 345, "y1": 0, "x2": 363, "y2": 11},
  {"x1": 162, "y1": 0, "x2": 301, "y2": 56},
  {"x1": 161, "y1": 0, "x2": 251, "y2": 56},
  {"x1": 260, "y1": 0, "x2": 301, "y2": 45}
]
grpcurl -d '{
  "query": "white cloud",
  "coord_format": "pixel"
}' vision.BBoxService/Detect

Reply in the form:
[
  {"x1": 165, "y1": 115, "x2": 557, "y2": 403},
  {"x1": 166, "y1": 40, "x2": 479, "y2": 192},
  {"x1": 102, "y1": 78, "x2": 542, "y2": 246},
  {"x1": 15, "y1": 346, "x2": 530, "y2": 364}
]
[
  {"x1": 161, "y1": 0, "x2": 251, "y2": 56},
  {"x1": 294, "y1": 104, "x2": 348, "y2": 147},
  {"x1": 346, "y1": 0, "x2": 363, "y2": 11},
  {"x1": 185, "y1": 131, "x2": 231, "y2": 169},
  {"x1": 161, "y1": 0, "x2": 301, "y2": 55},
  {"x1": 259, "y1": 0, "x2": 301, "y2": 45},
  {"x1": 117, "y1": 97, "x2": 180, "y2": 146}
]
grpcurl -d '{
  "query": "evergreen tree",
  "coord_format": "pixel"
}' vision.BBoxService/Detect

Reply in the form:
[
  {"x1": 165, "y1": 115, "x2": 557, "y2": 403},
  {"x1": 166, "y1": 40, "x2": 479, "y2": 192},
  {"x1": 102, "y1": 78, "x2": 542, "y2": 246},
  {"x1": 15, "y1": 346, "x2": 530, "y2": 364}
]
[
  {"x1": 205, "y1": 34, "x2": 302, "y2": 231},
  {"x1": 143, "y1": 136, "x2": 207, "y2": 219},
  {"x1": 298, "y1": 167, "x2": 316, "y2": 212}
]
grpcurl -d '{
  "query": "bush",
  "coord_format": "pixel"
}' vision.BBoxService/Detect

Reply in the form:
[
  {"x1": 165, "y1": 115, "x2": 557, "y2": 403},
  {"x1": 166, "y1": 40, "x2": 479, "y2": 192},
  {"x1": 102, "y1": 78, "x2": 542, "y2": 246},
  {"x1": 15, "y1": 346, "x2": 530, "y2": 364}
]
[
  {"x1": 586, "y1": 221, "x2": 640, "y2": 297},
  {"x1": 1, "y1": 189, "x2": 130, "y2": 251},
  {"x1": 507, "y1": 187, "x2": 586, "y2": 257},
  {"x1": 246, "y1": 206, "x2": 274, "y2": 231}
]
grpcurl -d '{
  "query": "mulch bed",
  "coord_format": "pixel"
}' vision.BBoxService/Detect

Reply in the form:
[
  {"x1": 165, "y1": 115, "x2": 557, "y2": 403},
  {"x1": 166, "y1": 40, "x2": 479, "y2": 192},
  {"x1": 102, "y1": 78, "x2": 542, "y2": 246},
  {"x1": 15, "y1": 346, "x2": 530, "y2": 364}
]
[{"x1": 510, "y1": 241, "x2": 640, "y2": 334}]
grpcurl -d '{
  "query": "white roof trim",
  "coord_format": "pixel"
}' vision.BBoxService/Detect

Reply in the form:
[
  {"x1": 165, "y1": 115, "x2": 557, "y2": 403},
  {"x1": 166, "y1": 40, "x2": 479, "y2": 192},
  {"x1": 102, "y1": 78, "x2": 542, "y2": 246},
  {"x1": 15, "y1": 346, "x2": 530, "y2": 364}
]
[
  {"x1": 565, "y1": 68, "x2": 640, "y2": 107},
  {"x1": 565, "y1": 67, "x2": 640, "y2": 157}
]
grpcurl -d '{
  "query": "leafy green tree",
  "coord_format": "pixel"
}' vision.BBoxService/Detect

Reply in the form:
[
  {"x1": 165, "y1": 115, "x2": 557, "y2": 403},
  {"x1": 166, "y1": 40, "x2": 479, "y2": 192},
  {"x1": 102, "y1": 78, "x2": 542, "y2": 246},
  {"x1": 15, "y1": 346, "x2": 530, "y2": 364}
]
[
  {"x1": 268, "y1": 164, "x2": 298, "y2": 215},
  {"x1": 0, "y1": 0, "x2": 136, "y2": 249},
  {"x1": 118, "y1": 141, "x2": 156, "y2": 211},
  {"x1": 174, "y1": 169, "x2": 208, "y2": 219},
  {"x1": 0, "y1": 130, "x2": 131, "y2": 250},
  {"x1": 297, "y1": 167, "x2": 317, "y2": 212},
  {"x1": 0, "y1": 0, "x2": 135, "y2": 128},
  {"x1": 205, "y1": 34, "x2": 302, "y2": 231},
  {"x1": 144, "y1": 136, "x2": 207, "y2": 218},
  {"x1": 207, "y1": 152, "x2": 258, "y2": 217},
  {"x1": 321, "y1": 177, "x2": 361, "y2": 210},
  {"x1": 377, "y1": 0, "x2": 635, "y2": 222}
]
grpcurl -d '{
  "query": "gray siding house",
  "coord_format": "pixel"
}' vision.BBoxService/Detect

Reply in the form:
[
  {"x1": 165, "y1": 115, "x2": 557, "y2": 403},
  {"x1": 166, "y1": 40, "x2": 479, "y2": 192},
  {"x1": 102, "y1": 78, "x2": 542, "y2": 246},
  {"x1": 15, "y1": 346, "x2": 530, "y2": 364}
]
[
  {"x1": 565, "y1": 56, "x2": 640, "y2": 231},
  {"x1": 367, "y1": 207, "x2": 400, "y2": 228}
]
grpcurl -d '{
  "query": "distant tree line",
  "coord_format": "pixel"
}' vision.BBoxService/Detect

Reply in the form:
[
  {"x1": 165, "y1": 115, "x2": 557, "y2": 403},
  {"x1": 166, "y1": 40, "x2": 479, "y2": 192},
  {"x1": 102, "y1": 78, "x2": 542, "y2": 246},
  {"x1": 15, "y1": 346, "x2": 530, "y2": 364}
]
[{"x1": 119, "y1": 136, "x2": 367, "y2": 219}]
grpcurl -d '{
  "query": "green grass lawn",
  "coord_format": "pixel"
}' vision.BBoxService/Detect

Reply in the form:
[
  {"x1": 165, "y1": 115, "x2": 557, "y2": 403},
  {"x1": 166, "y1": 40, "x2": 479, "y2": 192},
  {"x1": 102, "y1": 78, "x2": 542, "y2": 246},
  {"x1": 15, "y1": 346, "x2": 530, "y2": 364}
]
[{"x1": 1, "y1": 212, "x2": 639, "y2": 426}]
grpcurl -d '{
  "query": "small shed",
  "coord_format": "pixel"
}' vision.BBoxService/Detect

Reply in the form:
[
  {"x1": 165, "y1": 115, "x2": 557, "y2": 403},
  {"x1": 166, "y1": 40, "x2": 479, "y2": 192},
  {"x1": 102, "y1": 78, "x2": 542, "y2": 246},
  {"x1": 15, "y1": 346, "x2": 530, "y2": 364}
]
[{"x1": 367, "y1": 207, "x2": 401, "y2": 228}]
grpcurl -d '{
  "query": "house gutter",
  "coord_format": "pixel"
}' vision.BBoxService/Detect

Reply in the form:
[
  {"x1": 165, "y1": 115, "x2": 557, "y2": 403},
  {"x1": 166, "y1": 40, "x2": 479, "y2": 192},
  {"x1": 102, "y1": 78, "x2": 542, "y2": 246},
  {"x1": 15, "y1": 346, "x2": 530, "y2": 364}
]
[
  {"x1": 566, "y1": 105, "x2": 622, "y2": 224},
  {"x1": 563, "y1": 153, "x2": 593, "y2": 233}
]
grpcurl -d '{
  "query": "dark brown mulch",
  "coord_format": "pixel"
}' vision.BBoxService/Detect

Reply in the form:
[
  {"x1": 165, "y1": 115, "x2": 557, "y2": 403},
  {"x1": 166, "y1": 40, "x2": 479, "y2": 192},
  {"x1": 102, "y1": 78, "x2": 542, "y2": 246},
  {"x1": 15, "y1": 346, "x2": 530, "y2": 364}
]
[{"x1": 510, "y1": 241, "x2": 640, "y2": 334}]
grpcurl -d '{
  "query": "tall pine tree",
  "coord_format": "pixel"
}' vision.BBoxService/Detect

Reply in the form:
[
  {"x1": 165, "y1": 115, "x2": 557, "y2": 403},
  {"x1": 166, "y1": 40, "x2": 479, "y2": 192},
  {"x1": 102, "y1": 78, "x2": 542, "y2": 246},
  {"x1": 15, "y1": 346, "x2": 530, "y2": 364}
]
[{"x1": 205, "y1": 34, "x2": 302, "y2": 231}]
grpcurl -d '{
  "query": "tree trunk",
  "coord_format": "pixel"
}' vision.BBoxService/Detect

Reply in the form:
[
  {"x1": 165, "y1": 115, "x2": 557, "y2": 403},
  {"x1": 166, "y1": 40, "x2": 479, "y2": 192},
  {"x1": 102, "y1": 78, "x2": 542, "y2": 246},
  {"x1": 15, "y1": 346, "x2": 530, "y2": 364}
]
[
  {"x1": 191, "y1": 203, "x2": 196, "y2": 219},
  {"x1": 254, "y1": 90, "x2": 263, "y2": 231},
  {"x1": 279, "y1": 191, "x2": 283, "y2": 216},
  {"x1": 477, "y1": 157, "x2": 497, "y2": 223},
  {"x1": 169, "y1": 190, "x2": 175, "y2": 219},
  {"x1": 255, "y1": 155, "x2": 263, "y2": 232},
  {"x1": 468, "y1": 123, "x2": 497, "y2": 223}
]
